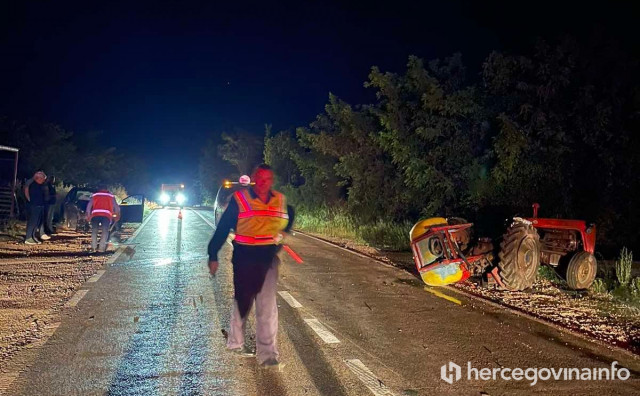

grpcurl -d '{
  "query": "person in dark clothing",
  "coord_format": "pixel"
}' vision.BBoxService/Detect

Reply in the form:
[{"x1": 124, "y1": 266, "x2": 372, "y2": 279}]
[
  {"x1": 24, "y1": 171, "x2": 47, "y2": 244},
  {"x1": 208, "y1": 165, "x2": 295, "y2": 369},
  {"x1": 41, "y1": 175, "x2": 57, "y2": 235}
]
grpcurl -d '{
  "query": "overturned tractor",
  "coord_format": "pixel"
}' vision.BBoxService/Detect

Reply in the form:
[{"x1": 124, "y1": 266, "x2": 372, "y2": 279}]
[{"x1": 409, "y1": 204, "x2": 597, "y2": 291}]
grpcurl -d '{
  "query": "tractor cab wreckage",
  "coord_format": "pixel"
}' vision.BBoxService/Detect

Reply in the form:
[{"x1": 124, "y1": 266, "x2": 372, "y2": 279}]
[{"x1": 409, "y1": 203, "x2": 597, "y2": 291}]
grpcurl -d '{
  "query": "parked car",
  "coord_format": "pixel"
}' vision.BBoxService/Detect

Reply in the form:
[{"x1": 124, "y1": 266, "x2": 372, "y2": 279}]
[
  {"x1": 59, "y1": 187, "x2": 145, "y2": 231},
  {"x1": 213, "y1": 178, "x2": 251, "y2": 225}
]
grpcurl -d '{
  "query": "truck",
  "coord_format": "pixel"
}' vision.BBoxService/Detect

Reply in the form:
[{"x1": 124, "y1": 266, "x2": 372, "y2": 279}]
[{"x1": 159, "y1": 183, "x2": 186, "y2": 207}]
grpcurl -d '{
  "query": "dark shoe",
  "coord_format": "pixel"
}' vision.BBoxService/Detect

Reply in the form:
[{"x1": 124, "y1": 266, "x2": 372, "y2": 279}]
[
  {"x1": 229, "y1": 346, "x2": 255, "y2": 358},
  {"x1": 260, "y1": 358, "x2": 283, "y2": 370}
]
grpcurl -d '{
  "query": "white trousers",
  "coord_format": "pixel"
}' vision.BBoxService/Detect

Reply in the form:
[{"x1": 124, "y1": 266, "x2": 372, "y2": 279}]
[{"x1": 226, "y1": 261, "x2": 279, "y2": 364}]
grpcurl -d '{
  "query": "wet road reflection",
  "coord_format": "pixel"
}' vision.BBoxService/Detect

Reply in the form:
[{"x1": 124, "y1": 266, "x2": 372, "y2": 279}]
[{"x1": 105, "y1": 209, "x2": 238, "y2": 395}]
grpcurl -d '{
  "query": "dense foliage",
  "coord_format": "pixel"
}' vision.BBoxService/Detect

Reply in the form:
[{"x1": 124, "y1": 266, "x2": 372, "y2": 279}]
[{"x1": 260, "y1": 38, "x2": 640, "y2": 255}]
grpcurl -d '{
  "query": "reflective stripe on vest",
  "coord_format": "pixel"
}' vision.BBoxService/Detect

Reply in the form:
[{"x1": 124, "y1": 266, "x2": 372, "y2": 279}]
[
  {"x1": 91, "y1": 192, "x2": 115, "y2": 198},
  {"x1": 234, "y1": 235, "x2": 277, "y2": 244},
  {"x1": 91, "y1": 209, "x2": 113, "y2": 216},
  {"x1": 235, "y1": 191, "x2": 288, "y2": 220},
  {"x1": 233, "y1": 189, "x2": 288, "y2": 246}
]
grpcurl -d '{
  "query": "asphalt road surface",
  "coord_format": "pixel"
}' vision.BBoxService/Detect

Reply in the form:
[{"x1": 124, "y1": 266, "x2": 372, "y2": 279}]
[{"x1": 4, "y1": 208, "x2": 639, "y2": 395}]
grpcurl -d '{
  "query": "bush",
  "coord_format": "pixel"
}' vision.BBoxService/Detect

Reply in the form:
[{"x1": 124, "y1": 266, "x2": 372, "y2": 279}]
[
  {"x1": 143, "y1": 201, "x2": 160, "y2": 218},
  {"x1": 538, "y1": 266, "x2": 562, "y2": 283},
  {"x1": 590, "y1": 278, "x2": 608, "y2": 294},
  {"x1": 615, "y1": 247, "x2": 633, "y2": 286},
  {"x1": 294, "y1": 206, "x2": 410, "y2": 251},
  {"x1": 109, "y1": 184, "x2": 128, "y2": 202},
  {"x1": 632, "y1": 278, "x2": 640, "y2": 296},
  {"x1": 295, "y1": 206, "x2": 361, "y2": 242},
  {"x1": 358, "y1": 219, "x2": 411, "y2": 251}
]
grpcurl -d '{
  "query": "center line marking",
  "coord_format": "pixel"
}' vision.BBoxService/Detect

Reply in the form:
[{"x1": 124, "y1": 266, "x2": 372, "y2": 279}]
[
  {"x1": 278, "y1": 291, "x2": 303, "y2": 308},
  {"x1": 189, "y1": 208, "x2": 216, "y2": 229},
  {"x1": 424, "y1": 286, "x2": 462, "y2": 305},
  {"x1": 65, "y1": 289, "x2": 89, "y2": 307},
  {"x1": 87, "y1": 270, "x2": 105, "y2": 283},
  {"x1": 304, "y1": 319, "x2": 340, "y2": 343},
  {"x1": 345, "y1": 359, "x2": 396, "y2": 396}
]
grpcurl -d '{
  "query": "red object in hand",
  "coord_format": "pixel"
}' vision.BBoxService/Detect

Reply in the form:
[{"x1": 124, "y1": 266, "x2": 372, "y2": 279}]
[{"x1": 283, "y1": 245, "x2": 303, "y2": 264}]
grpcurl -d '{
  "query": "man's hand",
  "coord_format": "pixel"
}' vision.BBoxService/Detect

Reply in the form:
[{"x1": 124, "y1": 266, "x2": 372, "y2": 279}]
[{"x1": 208, "y1": 260, "x2": 219, "y2": 276}]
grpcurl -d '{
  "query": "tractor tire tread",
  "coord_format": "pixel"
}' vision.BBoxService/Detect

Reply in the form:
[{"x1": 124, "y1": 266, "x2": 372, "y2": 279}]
[
  {"x1": 565, "y1": 251, "x2": 597, "y2": 290},
  {"x1": 498, "y1": 223, "x2": 540, "y2": 291}
]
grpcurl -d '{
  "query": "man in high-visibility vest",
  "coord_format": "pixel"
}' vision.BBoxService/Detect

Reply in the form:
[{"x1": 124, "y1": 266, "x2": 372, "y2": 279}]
[
  {"x1": 208, "y1": 164, "x2": 295, "y2": 369},
  {"x1": 85, "y1": 187, "x2": 120, "y2": 252}
]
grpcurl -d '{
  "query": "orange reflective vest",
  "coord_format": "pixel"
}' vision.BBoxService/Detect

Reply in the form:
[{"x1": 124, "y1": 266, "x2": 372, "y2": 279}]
[
  {"x1": 233, "y1": 189, "x2": 288, "y2": 245},
  {"x1": 90, "y1": 191, "x2": 115, "y2": 220}
]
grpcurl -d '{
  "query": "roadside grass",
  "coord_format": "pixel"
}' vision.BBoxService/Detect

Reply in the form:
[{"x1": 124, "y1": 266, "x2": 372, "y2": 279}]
[
  {"x1": 536, "y1": 248, "x2": 640, "y2": 307},
  {"x1": 294, "y1": 207, "x2": 410, "y2": 251},
  {"x1": 143, "y1": 200, "x2": 160, "y2": 218},
  {"x1": 588, "y1": 247, "x2": 640, "y2": 308},
  {"x1": 537, "y1": 265, "x2": 564, "y2": 284}
]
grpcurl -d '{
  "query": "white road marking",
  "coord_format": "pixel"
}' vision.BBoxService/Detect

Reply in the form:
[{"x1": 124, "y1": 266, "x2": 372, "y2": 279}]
[
  {"x1": 127, "y1": 209, "x2": 157, "y2": 242},
  {"x1": 304, "y1": 319, "x2": 340, "y2": 344},
  {"x1": 345, "y1": 359, "x2": 396, "y2": 396},
  {"x1": 87, "y1": 270, "x2": 106, "y2": 283},
  {"x1": 189, "y1": 208, "x2": 216, "y2": 229},
  {"x1": 64, "y1": 289, "x2": 89, "y2": 308},
  {"x1": 278, "y1": 291, "x2": 303, "y2": 308},
  {"x1": 105, "y1": 247, "x2": 126, "y2": 265}
]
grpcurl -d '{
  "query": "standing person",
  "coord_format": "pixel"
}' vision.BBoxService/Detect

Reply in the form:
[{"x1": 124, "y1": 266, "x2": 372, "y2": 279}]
[
  {"x1": 85, "y1": 187, "x2": 120, "y2": 253},
  {"x1": 41, "y1": 175, "x2": 57, "y2": 236},
  {"x1": 23, "y1": 171, "x2": 47, "y2": 244},
  {"x1": 208, "y1": 164, "x2": 295, "y2": 369}
]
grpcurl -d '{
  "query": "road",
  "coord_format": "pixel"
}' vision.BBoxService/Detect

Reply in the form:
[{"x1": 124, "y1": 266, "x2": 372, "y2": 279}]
[{"x1": 3, "y1": 207, "x2": 639, "y2": 395}]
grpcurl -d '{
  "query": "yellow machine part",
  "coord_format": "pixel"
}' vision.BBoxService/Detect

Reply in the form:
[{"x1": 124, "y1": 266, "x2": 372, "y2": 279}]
[
  {"x1": 409, "y1": 217, "x2": 448, "y2": 241},
  {"x1": 420, "y1": 264, "x2": 466, "y2": 286}
]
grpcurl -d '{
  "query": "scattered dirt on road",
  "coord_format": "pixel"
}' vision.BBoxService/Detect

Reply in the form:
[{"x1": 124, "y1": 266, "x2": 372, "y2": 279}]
[
  {"x1": 456, "y1": 279, "x2": 640, "y2": 353},
  {"x1": 296, "y1": 230, "x2": 640, "y2": 355},
  {"x1": 0, "y1": 224, "x2": 136, "y2": 371}
]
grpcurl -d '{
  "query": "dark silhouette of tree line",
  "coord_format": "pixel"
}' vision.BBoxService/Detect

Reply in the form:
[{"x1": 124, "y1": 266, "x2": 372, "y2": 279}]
[{"x1": 205, "y1": 36, "x2": 639, "y2": 255}]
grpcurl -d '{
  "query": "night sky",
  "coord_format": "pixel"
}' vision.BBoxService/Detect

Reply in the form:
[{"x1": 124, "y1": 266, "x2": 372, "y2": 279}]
[{"x1": 1, "y1": 1, "x2": 636, "y2": 186}]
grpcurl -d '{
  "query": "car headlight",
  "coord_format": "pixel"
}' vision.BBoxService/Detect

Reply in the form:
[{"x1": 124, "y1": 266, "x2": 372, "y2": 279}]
[
  {"x1": 159, "y1": 193, "x2": 170, "y2": 204},
  {"x1": 176, "y1": 193, "x2": 186, "y2": 204}
]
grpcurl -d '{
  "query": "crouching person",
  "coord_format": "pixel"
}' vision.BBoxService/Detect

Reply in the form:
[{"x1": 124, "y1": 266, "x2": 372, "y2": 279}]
[{"x1": 86, "y1": 187, "x2": 120, "y2": 252}]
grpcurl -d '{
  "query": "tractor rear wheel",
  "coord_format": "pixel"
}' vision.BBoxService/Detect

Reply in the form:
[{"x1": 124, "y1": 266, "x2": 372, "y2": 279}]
[
  {"x1": 498, "y1": 222, "x2": 541, "y2": 291},
  {"x1": 565, "y1": 251, "x2": 597, "y2": 290}
]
